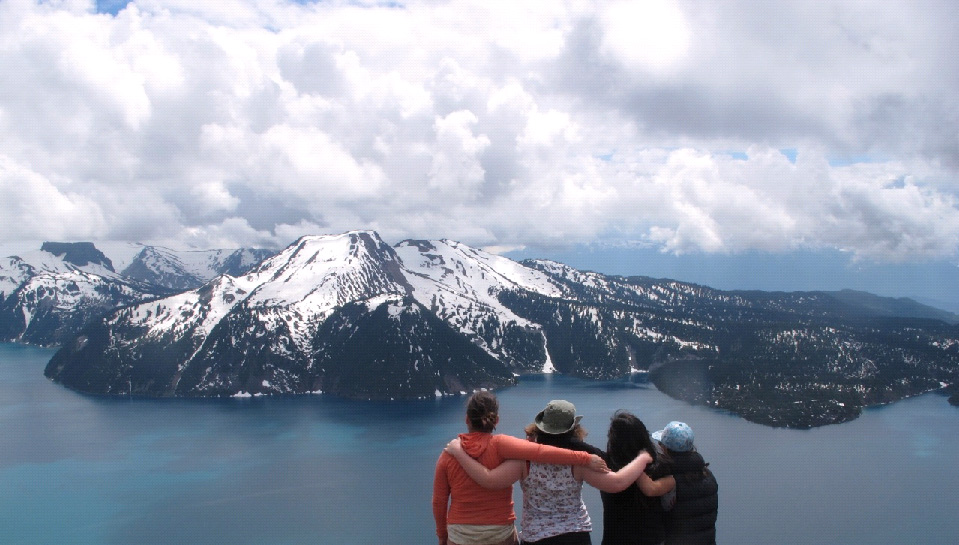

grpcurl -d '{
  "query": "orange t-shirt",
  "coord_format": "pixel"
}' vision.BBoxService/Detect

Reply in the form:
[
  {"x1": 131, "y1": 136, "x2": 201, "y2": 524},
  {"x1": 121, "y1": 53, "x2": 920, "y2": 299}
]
[{"x1": 432, "y1": 432, "x2": 592, "y2": 542}]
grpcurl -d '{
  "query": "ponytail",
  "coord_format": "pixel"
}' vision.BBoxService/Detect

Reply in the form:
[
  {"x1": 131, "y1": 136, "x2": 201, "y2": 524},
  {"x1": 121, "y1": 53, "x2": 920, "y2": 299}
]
[{"x1": 466, "y1": 391, "x2": 499, "y2": 433}]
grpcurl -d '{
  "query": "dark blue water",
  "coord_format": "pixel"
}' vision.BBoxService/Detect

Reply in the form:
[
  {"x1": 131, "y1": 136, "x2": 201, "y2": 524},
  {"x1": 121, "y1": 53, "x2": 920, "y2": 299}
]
[{"x1": 2, "y1": 343, "x2": 957, "y2": 544}]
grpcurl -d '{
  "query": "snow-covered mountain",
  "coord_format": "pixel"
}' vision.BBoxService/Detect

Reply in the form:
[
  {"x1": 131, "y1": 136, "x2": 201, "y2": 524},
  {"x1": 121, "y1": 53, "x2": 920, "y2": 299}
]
[
  {"x1": 395, "y1": 239, "x2": 565, "y2": 372},
  {"x1": 0, "y1": 242, "x2": 163, "y2": 346},
  {"x1": 43, "y1": 230, "x2": 959, "y2": 428},
  {"x1": 0, "y1": 241, "x2": 274, "y2": 346},
  {"x1": 46, "y1": 232, "x2": 515, "y2": 399},
  {"x1": 118, "y1": 244, "x2": 275, "y2": 291}
]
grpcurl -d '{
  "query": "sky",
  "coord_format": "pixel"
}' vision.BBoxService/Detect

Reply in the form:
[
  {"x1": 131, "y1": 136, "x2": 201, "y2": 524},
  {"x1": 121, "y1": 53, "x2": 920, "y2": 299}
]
[{"x1": 1, "y1": 0, "x2": 957, "y2": 311}]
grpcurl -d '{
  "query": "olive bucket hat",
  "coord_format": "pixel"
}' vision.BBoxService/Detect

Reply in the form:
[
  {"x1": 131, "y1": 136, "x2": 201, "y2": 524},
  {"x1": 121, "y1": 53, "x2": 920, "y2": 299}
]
[{"x1": 534, "y1": 400, "x2": 583, "y2": 435}]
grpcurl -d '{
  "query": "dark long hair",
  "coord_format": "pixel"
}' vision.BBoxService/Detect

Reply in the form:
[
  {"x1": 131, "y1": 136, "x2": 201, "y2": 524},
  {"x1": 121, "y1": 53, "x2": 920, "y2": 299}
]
[
  {"x1": 606, "y1": 410, "x2": 657, "y2": 471},
  {"x1": 466, "y1": 391, "x2": 499, "y2": 433}
]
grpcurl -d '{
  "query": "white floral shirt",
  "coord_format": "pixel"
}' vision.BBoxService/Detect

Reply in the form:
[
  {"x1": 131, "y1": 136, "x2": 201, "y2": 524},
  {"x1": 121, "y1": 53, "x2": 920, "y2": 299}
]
[{"x1": 519, "y1": 462, "x2": 591, "y2": 542}]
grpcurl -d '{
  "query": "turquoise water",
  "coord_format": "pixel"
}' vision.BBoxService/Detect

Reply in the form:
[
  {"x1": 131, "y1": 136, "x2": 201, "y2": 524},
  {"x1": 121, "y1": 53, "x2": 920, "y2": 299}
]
[{"x1": 2, "y1": 343, "x2": 958, "y2": 544}]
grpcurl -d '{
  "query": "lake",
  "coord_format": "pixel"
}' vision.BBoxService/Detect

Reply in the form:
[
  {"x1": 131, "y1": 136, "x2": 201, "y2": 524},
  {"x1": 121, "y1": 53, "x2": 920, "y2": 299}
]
[{"x1": 1, "y1": 343, "x2": 957, "y2": 544}]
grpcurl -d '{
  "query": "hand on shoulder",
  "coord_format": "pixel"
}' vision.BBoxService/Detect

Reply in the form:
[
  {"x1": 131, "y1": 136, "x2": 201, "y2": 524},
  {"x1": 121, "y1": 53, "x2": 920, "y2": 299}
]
[
  {"x1": 445, "y1": 438, "x2": 462, "y2": 454},
  {"x1": 589, "y1": 454, "x2": 610, "y2": 473}
]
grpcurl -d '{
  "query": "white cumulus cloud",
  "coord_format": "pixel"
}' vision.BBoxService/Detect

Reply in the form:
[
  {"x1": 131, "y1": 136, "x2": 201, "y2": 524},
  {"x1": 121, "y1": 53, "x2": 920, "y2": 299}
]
[{"x1": 0, "y1": 0, "x2": 955, "y2": 264}]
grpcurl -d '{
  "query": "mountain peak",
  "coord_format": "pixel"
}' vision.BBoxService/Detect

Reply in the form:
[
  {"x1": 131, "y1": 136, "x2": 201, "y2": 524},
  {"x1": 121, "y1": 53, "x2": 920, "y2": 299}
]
[
  {"x1": 241, "y1": 230, "x2": 409, "y2": 309},
  {"x1": 40, "y1": 242, "x2": 114, "y2": 272}
]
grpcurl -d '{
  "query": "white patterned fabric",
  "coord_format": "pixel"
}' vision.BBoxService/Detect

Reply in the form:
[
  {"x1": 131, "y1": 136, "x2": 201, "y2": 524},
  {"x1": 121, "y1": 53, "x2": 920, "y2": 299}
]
[{"x1": 519, "y1": 462, "x2": 591, "y2": 542}]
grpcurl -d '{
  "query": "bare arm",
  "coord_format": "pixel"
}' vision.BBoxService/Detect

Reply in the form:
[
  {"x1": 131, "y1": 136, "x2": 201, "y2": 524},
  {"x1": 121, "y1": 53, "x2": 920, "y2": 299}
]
[
  {"x1": 445, "y1": 439, "x2": 524, "y2": 489},
  {"x1": 577, "y1": 450, "x2": 653, "y2": 493},
  {"x1": 638, "y1": 473, "x2": 676, "y2": 497}
]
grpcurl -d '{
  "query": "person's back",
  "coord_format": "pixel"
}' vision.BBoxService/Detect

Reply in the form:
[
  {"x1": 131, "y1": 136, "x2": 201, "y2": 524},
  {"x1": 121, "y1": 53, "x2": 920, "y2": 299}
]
[
  {"x1": 436, "y1": 432, "x2": 522, "y2": 528},
  {"x1": 601, "y1": 412, "x2": 672, "y2": 545},
  {"x1": 600, "y1": 454, "x2": 671, "y2": 545},
  {"x1": 662, "y1": 450, "x2": 717, "y2": 545},
  {"x1": 654, "y1": 422, "x2": 717, "y2": 545},
  {"x1": 516, "y1": 400, "x2": 597, "y2": 544},
  {"x1": 520, "y1": 461, "x2": 591, "y2": 543}
]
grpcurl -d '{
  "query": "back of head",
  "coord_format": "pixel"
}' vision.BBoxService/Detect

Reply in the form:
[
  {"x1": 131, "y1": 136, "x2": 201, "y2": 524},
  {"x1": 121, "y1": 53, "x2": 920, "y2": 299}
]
[
  {"x1": 606, "y1": 410, "x2": 656, "y2": 470},
  {"x1": 655, "y1": 421, "x2": 695, "y2": 453},
  {"x1": 526, "y1": 422, "x2": 588, "y2": 449},
  {"x1": 531, "y1": 399, "x2": 587, "y2": 448},
  {"x1": 466, "y1": 391, "x2": 499, "y2": 433}
]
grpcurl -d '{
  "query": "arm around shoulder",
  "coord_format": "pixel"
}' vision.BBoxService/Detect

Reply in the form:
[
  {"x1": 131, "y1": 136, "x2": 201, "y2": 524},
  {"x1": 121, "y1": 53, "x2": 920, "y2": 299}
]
[
  {"x1": 579, "y1": 450, "x2": 652, "y2": 493},
  {"x1": 445, "y1": 438, "x2": 524, "y2": 489},
  {"x1": 493, "y1": 434, "x2": 595, "y2": 467},
  {"x1": 638, "y1": 473, "x2": 675, "y2": 497}
]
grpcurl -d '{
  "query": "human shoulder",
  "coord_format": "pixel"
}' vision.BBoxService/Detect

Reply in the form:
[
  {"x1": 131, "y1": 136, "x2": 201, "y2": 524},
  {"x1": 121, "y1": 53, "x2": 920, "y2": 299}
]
[
  {"x1": 485, "y1": 433, "x2": 524, "y2": 459},
  {"x1": 647, "y1": 457, "x2": 672, "y2": 479},
  {"x1": 435, "y1": 449, "x2": 455, "y2": 471},
  {"x1": 568, "y1": 439, "x2": 606, "y2": 457},
  {"x1": 671, "y1": 451, "x2": 712, "y2": 484},
  {"x1": 487, "y1": 433, "x2": 518, "y2": 449}
]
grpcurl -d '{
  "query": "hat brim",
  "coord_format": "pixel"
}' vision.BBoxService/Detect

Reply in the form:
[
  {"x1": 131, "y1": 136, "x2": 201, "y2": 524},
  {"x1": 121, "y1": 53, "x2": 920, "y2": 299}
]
[{"x1": 534, "y1": 413, "x2": 583, "y2": 435}]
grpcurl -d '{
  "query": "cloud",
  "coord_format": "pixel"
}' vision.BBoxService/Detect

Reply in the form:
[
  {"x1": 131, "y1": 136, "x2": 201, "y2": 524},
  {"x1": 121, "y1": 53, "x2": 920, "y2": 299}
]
[
  {"x1": 598, "y1": 0, "x2": 692, "y2": 75},
  {"x1": 638, "y1": 148, "x2": 959, "y2": 260},
  {"x1": 0, "y1": 0, "x2": 956, "y2": 263},
  {"x1": 428, "y1": 109, "x2": 490, "y2": 196},
  {"x1": 0, "y1": 156, "x2": 105, "y2": 239}
]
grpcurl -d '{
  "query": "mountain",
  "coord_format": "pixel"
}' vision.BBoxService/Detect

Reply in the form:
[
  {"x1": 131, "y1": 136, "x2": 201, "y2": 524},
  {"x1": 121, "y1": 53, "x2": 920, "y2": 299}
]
[
  {"x1": 824, "y1": 289, "x2": 959, "y2": 324},
  {"x1": 39, "y1": 241, "x2": 115, "y2": 270},
  {"x1": 393, "y1": 238, "x2": 565, "y2": 373},
  {"x1": 43, "y1": 231, "x2": 959, "y2": 428},
  {"x1": 45, "y1": 233, "x2": 518, "y2": 399},
  {"x1": 118, "y1": 244, "x2": 275, "y2": 291},
  {"x1": 0, "y1": 242, "x2": 274, "y2": 346},
  {"x1": 0, "y1": 243, "x2": 160, "y2": 346}
]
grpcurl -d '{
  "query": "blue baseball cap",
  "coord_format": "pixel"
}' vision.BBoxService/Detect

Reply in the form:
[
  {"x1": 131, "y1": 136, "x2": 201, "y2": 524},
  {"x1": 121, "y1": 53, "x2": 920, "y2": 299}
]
[{"x1": 653, "y1": 421, "x2": 695, "y2": 452}]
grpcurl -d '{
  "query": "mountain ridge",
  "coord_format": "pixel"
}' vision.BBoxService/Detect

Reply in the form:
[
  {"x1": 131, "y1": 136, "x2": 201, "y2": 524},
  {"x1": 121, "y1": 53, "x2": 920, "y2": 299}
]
[
  {"x1": 3, "y1": 233, "x2": 956, "y2": 428},
  {"x1": 0, "y1": 241, "x2": 275, "y2": 346}
]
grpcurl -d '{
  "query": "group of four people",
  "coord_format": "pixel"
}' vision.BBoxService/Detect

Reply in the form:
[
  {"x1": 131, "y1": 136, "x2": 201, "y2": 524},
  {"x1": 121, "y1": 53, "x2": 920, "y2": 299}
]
[{"x1": 432, "y1": 391, "x2": 718, "y2": 545}]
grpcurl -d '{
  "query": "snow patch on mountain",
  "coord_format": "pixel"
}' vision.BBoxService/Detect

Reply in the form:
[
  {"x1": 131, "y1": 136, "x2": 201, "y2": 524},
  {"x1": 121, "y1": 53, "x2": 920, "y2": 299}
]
[
  {"x1": 0, "y1": 256, "x2": 35, "y2": 300},
  {"x1": 247, "y1": 232, "x2": 405, "y2": 308},
  {"x1": 107, "y1": 232, "x2": 407, "y2": 356},
  {"x1": 540, "y1": 331, "x2": 556, "y2": 373},
  {"x1": 0, "y1": 249, "x2": 117, "y2": 284},
  {"x1": 527, "y1": 259, "x2": 610, "y2": 290},
  {"x1": 396, "y1": 239, "x2": 552, "y2": 333}
]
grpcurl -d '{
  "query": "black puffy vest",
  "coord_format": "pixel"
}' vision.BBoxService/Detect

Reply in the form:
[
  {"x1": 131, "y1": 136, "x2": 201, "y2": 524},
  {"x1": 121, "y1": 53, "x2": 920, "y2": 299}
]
[{"x1": 663, "y1": 450, "x2": 718, "y2": 545}]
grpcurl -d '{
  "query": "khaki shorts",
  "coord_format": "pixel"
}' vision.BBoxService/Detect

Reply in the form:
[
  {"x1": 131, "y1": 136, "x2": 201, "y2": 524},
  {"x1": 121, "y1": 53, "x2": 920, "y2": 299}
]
[{"x1": 448, "y1": 526, "x2": 518, "y2": 545}]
